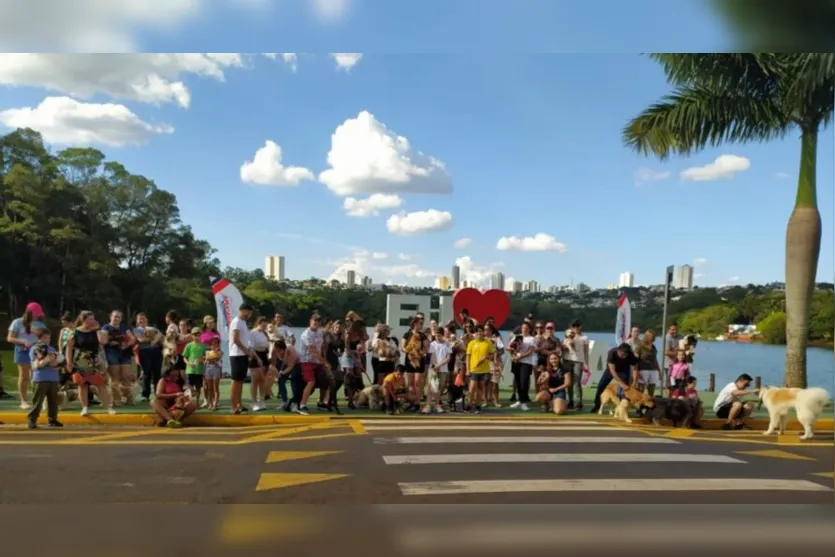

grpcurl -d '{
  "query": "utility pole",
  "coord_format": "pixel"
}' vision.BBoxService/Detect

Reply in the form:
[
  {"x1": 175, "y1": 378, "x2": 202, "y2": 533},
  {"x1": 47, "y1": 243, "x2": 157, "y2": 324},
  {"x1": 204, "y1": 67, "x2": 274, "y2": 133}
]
[{"x1": 660, "y1": 265, "x2": 674, "y2": 398}]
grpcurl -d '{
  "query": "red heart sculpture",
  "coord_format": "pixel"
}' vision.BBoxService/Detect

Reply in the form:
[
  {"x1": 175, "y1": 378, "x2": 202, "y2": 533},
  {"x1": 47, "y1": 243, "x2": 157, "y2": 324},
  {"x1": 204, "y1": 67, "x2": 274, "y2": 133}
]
[{"x1": 453, "y1": 288, "x2": 511, "y2": 328}]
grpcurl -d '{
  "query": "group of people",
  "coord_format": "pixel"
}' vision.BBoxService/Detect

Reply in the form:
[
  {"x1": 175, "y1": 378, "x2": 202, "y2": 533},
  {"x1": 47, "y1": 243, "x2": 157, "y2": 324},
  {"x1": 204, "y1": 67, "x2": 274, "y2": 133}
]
[{"x1": 4, "y1": 302, "x2": 761, "y2": 429}]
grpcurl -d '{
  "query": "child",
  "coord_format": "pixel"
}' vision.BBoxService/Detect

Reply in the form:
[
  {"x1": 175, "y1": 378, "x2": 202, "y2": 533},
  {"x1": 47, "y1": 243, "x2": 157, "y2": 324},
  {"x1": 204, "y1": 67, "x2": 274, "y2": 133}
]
[
  {"x1": 382, "y1": 364, "x2": 410, "y2": 415},
  {"x1": 668, "y1": 349, "x2": 690, "y2": 396},
  {"x1": 425, "y1": 329, "x2": 451, "y2": 414},
  {"x1": 204, "y1": 337, "x2": 223, "y2": 411},
  {"x1": 27, "y1": 327, "x2": 63, "y2": 429},
  {"x1": 682, "y1": 376, "x2": 703, "y2": 428},
  {"x1": 182, "y1": 327, "x2": 207, "y2": 406}
]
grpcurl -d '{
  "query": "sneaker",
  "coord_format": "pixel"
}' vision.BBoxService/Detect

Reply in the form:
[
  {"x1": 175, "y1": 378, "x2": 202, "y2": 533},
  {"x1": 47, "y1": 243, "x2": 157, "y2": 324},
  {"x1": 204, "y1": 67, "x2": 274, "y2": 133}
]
[
  {"x1": 20, "y1": 402, "x2": 31, "y2": 410},
  {"x1": 167, "y1": 420, "x2": 183, "y2": 429},
  {"x1": 0, "y1": 390, "x2": 13, "y2": 400},
  {"x1": 289, "y1": 402, "x2": 299, "y2": 413},
  {"x1": 493, "y1": 401, "x2": 502, "y2": 408},
  {"x1": 734, "y1": 423, "x2": 750, "y2": 430},
  {"x1": 252, "y1": 404, "x2": 265, "y2": 412},
  {"x1": 509, "y1": 401, "x2": 522, "y2": 410},
  {"x1": 47, "y1": 420, "x2": 64, "y2": 428},
  {"x1": 435, "y1": 405, "x2": 444, "y2": 413},
  {"x1": 80, "y1": 407, "x2": 89, "y2": 417},
  {"x1": 239, "y1": 406, "x2": 249, "y2": 413},
  {"x1": 721, "y1": 423, "x2": 733, "y2": 431},
  {"x1": 520, "y1": 403, "x2": 530, "y2": 412},
  {"x1": 297, "y1": 405, "x2": 310, "y2": 416},
  {"x1": 421, "y1": 406, "x2": 432, "y2": 414},
  {"x1": 200, "y1": 400, "x2": 209, "y2": 409},
  {"x1": 108, "y1": 407, "x2": 117, "y2": 415},
  {"x1": 140, "y1": 397, "x2": 150, "y2": 404},
  {"x1": 317, "y1": 402, "x2": 328, "y2": 410},
  {"x1": 27, "y1": 419, "x2": 37, "y2": 429}
]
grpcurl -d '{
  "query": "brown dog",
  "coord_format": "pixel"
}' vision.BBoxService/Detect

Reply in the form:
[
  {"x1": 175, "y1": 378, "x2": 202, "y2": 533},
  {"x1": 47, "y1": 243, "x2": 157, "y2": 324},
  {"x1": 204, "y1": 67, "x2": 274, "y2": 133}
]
[{"x1": 599, "y1": 383, "x2": 654, "y2": 424}]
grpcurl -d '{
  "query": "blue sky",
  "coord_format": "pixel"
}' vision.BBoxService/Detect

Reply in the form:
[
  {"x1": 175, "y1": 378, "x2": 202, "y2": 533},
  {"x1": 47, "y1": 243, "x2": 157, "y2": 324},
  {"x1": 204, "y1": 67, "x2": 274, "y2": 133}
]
[{"x1": 0, "y1": 1, "x2": 831, "y2": 289}]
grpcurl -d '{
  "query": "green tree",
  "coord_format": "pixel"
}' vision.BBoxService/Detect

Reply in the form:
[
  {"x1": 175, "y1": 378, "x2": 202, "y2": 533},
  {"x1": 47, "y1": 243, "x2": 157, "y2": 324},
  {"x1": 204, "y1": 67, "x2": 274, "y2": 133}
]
[
  {"x1": 758, "y1": 312, "x2": 788, "y2": 345},
  {"x1": 623, "y1": 54, "x2": 833, "y2": 388}
]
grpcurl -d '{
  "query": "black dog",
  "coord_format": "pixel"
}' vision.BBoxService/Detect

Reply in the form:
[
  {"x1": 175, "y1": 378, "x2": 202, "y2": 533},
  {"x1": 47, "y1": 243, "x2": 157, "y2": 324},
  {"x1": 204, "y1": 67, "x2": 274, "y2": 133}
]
[{"x1": 645, "y1": 397, "x2": 695, "y2": 428}]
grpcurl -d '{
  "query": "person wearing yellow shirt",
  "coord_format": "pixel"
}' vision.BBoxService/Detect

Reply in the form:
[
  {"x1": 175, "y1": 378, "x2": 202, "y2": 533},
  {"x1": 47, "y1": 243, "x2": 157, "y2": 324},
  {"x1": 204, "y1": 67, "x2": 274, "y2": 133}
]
[
  {"x1": 382, "y1": 364, "x2": 411, "y2": 414},
  {"x1": 465, "y1": 325, "x2": 495, "y2": 414}
]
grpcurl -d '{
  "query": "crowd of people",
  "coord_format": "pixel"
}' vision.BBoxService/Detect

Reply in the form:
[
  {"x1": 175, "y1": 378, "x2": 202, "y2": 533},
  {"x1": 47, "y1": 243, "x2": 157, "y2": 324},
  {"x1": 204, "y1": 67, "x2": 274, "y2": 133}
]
[{"x1": 3, "y1": 301, "x2": 761, "y2": 430}]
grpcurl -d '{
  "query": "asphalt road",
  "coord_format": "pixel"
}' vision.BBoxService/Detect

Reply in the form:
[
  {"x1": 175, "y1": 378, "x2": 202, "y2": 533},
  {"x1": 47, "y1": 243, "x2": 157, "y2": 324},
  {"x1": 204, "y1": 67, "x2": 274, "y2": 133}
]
[{"x1": 0, "y1": 417, "x2": 832, "y2": 504}]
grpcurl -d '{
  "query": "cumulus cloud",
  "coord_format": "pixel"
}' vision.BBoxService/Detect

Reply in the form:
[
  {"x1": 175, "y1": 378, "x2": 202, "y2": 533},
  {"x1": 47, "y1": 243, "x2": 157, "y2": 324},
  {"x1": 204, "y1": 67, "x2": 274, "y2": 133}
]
[
  {"x1": 0, "y1": 53, "x2": 246, "y2": 108},
  {"x1": 455, "y1": 256, "x2": 503, "y2": 287},
  {"x1": 343, "y1": 193, "x2": 403, "y2": 217},
  {"x1": 0, "y1": 96, "x2": 173, "y2": 147},
  {"x1": 681, "y1": 155, "x2": 750, "y2": 181},
  {"x1": 496, "y1": 233, "x2": 567, "y2": 253},
  {"x1": 326, "y1": 248, "x2": 437, "y2": 285},
  {"x1": 330, "y1": 53, "x2": 362, "y2": 70},
  {"x1": 240, "y1": 140, "x2": 314, "y2": 186},
  {"x1": 453, "y1": 238, "x2": 472, "y2": 249},
  {"x1": 398, "y1": 253, "x2": 412, "y2": 261},
  {"x1": 387, "y1": 209, "x2": 454, "y2": 236},
  {"x1": 319, "y1": 111, "x2": 453, "y2": 196},
  {"x1": 729, "y1": 276, "x2": 741, "y2": 282},
  {"x1": 634, "y1": 168, "x2": 671, "y2": 186},
  {"x1": 264, "y1": 52, "x2": 298, "y2": 71}
]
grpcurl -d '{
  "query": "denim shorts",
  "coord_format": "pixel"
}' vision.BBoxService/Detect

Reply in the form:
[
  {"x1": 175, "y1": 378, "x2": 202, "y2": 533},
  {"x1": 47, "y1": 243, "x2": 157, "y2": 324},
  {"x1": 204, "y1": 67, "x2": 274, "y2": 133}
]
[
  {"x1": 13, "y1": 348, "x2": 31, "y2": 365},
  {"x1": 104, "y1": 348, "x2": 133, "y2": 366},
  {"x1": 339, "y1": 354, "x2": 355, "y2": 369}
]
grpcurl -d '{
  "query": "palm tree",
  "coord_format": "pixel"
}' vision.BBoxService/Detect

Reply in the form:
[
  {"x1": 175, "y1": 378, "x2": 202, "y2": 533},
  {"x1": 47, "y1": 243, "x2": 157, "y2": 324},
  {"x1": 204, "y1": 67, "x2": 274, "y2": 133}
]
[{"x1": 623, "y1": 54, "x2": 833, "y2": 388}]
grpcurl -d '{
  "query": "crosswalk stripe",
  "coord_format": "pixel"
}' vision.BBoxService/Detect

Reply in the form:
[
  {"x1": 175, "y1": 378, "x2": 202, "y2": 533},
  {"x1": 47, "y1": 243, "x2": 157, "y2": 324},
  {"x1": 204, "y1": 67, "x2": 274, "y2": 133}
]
[
  {"x1": 398, "y1": 478, "x2": 832, "y2": 496},
  {"x1": 374, "y1": 436, "x2": 680, "y2": 445},
  {"x1": 382, "y1": 453, "x2": 746, "y2": 465},
  {"x1": 365, "y1": 425, "x2": 612, "y2": 432},
  {"x1": 358, "y1": 419, "x2": 601, "y2": 426}
]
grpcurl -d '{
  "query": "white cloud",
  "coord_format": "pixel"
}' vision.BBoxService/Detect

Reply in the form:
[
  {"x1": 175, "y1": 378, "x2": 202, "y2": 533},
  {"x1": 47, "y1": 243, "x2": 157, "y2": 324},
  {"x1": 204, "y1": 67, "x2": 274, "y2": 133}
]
[
  {"x1": 729, "y1": 276, "x2": 741, "y2": 282},
  {"x1": 319, "y1": 111, "x2": 453, "y2": 196},
  {"x1": 343, "y1": 193, "x2": 404, "y2": 217},
  {"x1": 325, "y1": 248, "x2": 437, "y2": 285},
  {"x1": 455, "y1": 256, "x2": 502, "y2": 287},
  {"x1": 0, "y1": 96, "x2": 173, "y2": 147},
  {"x1": 330, "y1": 53, "x2": 363, "y2": 71},
  {"x1": 240, "y1": 140, "x2": 314, "y2": 186},
  {"x1": 681, "y1": 155, "x2": 750, "y2": 181},
  {"x1": 264, "y1": 52, "x2": 298, "y2": 72},
  {"x1": 0, "y1": 53, "x2": 246, "y2": 109},
  {"x1": 387, "y1": 210, "x2": 454, "y2": 236},
  {"x1": 775, "y1": 171, "x2": 791, "y2": 179},
  {"x1": 694, "y1": 257, "x2": 708, "y2": 266},
  {"x1": 398, "y1": 253, "x2": 411, "y2": 261},
  {"x1": 312, "y1": 0, "x2": 352, "y2": 21},
  {"x1": 496, "y1": 233, "x2": 567, "y2": 253},
  {"x1": 453, "y1": 238, "x2": 472, "y2": 249},
  {"x1": 635, "y1": 168, "x2": 671, "y2": 185}
]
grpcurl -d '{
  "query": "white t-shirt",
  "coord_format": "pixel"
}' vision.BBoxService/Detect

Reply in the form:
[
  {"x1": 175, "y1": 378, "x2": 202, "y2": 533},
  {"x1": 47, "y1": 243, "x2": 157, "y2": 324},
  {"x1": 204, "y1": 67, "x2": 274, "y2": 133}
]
[
  {"x1": 269, "y1": 324, "x2": 295, "y2": 346},
  {"x1": 249, "y1": 328, "x2": 270, "y2": 351},
  {"x1": 573, "y1": 335, "x2": 588, "y2": 365},
  {"x1": 518, "y1": 335, "x2": 537, "y2": 365},
  {"x1": 229, "y1": 316, "x2": 250, "y2": 357},
  {"x1": 713, "y1": 382, "x2": 738, "y2": 412},
  {"x1": 429, "y1": 340, "x2": 452, "y2": 369}
]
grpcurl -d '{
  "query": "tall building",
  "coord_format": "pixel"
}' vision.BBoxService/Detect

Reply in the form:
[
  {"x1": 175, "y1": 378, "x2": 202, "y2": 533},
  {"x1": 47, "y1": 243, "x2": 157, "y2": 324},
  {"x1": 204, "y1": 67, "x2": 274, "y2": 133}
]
[
  {"x1": 361, "y1": 276, "x2": 372, "y2": 287},
  {"x1": 452, "y1": 265, "x2": 461, "y2": 289},
  {"x1": 674, "y1": 265, "x2": 694, "y2": 290},
  {"x1": 264, "y1": 255, "x2": 285, "y2": 281},
  {"x1": 437, "y1": 276, "x2": 451, "y2": 290},
  {"x1": 526, "y1": 280, "x2": 540, "y2": 293},
  {"x1": 619, "y1": 271, "x2": 634, "y2": 288},
  {"x1": 346, "y1": 270, "x2": 356, "y2": 287},
  {"x1": 490, "y1": 272, "x2": 505, "y2": 291},
  {"x1": 511, "y1": 281, "x2": 523, "y2": 293}
]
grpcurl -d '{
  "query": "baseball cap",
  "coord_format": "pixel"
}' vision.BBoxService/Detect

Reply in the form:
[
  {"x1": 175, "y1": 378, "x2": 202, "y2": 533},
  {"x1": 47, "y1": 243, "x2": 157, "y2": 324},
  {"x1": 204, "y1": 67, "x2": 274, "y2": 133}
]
[
  {"x1": 545, "y1": 322, "x2": 555, "y2": 329},
  {"x1": 25, "y1": 302, "x2": 44, "y2": 318}
]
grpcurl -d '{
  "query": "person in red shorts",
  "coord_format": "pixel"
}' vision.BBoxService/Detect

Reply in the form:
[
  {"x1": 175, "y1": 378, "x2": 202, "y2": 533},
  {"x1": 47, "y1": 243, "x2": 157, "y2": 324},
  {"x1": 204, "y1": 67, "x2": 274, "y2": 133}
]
[{"x1": 298, "y1": 313, "x2": 325, "y2": 415}]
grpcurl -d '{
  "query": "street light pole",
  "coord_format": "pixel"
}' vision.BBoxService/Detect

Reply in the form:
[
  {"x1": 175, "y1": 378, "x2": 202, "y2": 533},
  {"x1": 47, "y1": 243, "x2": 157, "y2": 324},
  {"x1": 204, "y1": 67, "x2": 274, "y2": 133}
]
[{"x1": 659, "y1": 265, "x2": 674, "y2": 398}]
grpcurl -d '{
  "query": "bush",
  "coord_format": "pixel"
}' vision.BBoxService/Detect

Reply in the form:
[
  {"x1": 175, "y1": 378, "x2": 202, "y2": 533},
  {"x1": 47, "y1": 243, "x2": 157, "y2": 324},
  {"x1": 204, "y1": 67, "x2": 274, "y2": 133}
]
[{"x1": 758, "y1": 312, "x2": 787, "y2": 345}]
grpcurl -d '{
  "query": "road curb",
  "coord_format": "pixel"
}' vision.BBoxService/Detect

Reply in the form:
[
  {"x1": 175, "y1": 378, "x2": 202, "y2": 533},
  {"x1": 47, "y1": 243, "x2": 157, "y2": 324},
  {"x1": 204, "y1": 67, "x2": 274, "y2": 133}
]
[{"x1": 0, "y1": 411, "x2": 831, "y2": 431}]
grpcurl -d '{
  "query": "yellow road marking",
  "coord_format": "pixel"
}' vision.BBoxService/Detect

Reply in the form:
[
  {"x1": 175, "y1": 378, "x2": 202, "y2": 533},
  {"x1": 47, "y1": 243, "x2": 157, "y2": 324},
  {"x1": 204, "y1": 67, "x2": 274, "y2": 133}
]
[
  {"x1": 265, "y1": 432, "x2": 360, "y2": 442},
  {"x1": 255, "y1": 472, "x2": 349, "y2": 492},
  {"x1": 265, "y1": 450, "x2": 343, "y2": 463},
  {"x1": 58, "y1": 428, "x2": 166, "y2": 444},
  {"x1": 737, "y1": 449, "x2": 814, "y2": 461},
  {"x1": 348, "y1": 420, "x2": 366, "y2": 434},
  {"x1": 237, "y1": 425, "x2": 317, "y2": 444},
  {"x1": 665, "y1": 429, "x2": 697, "y2": 439},
  {"x1": 811, "y1": 472, "x2": 834, "y2": 478}
]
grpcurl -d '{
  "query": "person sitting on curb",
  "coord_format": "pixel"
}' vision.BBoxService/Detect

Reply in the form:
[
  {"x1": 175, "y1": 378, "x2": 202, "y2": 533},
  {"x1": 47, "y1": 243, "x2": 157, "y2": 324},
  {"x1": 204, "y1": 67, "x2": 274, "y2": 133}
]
[
  {"x1": 151, "y1": 366, "x2": 198, "y2": 428},
  {"x1": 713, "y1": 373, "x2": 759, "y2": 430}
]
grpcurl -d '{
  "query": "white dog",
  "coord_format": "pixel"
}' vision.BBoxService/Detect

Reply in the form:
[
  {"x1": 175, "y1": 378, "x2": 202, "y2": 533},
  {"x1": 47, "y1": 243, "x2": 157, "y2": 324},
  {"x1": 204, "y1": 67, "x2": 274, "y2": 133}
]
[{"x1": 759, "y1": 386, "x2": 831, "y2": 440}]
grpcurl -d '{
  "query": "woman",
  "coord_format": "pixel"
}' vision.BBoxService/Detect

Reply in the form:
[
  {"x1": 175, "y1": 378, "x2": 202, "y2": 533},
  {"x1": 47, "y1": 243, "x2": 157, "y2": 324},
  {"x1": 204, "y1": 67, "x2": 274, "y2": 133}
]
[
  {"x1": 534, "y1": 352, "x2": 572, "y2": 415},
  {"x1": 134, "y1": 313, "x2": 164, "y2": 403},
  {"x1": 510, "y1": 321, "x2": 537, "y2": 412},
  {"x1": 401, "y1": 315, "x2": 428, "y2": 409},
  {"x1": 484, "y1": 323, "x2": 505, "y2": 408},
  {"x1": 65, "y1": 311, "x2": 114, "y2": 416},
  {"x1": 200, "y1": 316, "x2": 222, "y2": 405},
  {"x1": 634, "y1": 329, "x2": 661, "y2": 398},
  {"x1": 6, "y1": 302, "x2": 46, "y2": 409},
  {"x1": 320, "y1": 320, "x2": 344, "y2": 410},
  {"x1": 101, "y1": 310, "x2": 137, "y2": 406},
  {"x1": 344, "y1": 315, "x2": 368, "y2": 407},
  {"x1": 151, "y1": 365, "x2": 197, "y2": 428},
  {"x1": 374, "y1": 324, "x2": 398, "y2": 386},
  {"x1": 248, "y1": 317, "x2": 271, "y2": 412}
]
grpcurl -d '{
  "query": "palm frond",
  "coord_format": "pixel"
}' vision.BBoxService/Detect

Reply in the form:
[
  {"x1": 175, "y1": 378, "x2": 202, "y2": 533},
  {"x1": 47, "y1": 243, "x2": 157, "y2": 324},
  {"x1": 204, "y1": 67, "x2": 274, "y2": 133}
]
[
  {"x1": 648, "y1": 54, "x2": 787, "y2": 94},
  {"x1": 623, "y1": 85, "x2": 792, "y2": 159}
]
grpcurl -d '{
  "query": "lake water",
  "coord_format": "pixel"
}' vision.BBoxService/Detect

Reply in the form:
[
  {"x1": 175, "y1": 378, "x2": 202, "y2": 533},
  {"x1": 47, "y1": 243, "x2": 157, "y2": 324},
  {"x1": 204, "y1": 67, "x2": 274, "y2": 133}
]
[{"x1": 282, "y1": 328, "x2": 834, "y2": 390}]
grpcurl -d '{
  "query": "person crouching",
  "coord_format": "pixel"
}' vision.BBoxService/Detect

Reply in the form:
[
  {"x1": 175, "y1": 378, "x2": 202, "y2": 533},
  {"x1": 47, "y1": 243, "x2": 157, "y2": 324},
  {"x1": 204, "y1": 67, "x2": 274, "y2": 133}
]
[
  {"x1": 27, "y1": 326, "x2": 63, "y2": 429},
  {"x1": 382, "y1": 364, "x2": 411, "y2": 415},
  {"x1": 152, "y1": 366, "x2": 197, "y2": 428}
]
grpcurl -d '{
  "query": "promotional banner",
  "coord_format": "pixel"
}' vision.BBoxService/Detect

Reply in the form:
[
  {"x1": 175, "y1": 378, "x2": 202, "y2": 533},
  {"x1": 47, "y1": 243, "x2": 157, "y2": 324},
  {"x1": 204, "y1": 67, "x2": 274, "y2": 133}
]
[
  {"x1": 211, "y1": 276, "x2": 243, "y2": 373},
  {"x1": 614, "y1": 293, "x2": 632, "y2": 346}
]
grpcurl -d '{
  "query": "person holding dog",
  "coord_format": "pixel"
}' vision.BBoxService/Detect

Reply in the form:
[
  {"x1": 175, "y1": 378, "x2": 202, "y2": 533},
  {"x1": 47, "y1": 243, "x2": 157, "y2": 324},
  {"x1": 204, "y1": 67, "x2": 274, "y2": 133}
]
[
  {"x1": 382, "y1": 364, "x2": 410, "y2": 414},
  {"x1": 714, "y1": 373, "x2": 758, "y2": 430},
  {"x1": 27, "y1": 326, "x2": 63, "y2": 429},
  {"x1": 534, "y1": 352, "x2": 572, "y2": 415},
  {"x1": 591, "y1": 343, "x2": 638, "y2": 412},
  {"x1": 151, "y1": 366, "x2": 198, "y2": 428}
]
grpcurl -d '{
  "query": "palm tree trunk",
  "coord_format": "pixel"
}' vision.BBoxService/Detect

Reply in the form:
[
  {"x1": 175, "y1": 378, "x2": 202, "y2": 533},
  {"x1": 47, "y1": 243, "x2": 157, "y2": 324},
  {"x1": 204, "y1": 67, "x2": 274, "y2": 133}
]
[{"x1": 784, "y1": 126, "x2": 822, "y2": 388}]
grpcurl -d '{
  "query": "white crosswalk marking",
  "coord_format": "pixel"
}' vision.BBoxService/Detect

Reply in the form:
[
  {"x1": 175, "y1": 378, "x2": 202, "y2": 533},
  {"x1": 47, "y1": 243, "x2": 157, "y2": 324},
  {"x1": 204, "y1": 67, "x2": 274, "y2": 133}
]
[{"x1": 363, "y1": 417, "x2": 833, "y2": 500}]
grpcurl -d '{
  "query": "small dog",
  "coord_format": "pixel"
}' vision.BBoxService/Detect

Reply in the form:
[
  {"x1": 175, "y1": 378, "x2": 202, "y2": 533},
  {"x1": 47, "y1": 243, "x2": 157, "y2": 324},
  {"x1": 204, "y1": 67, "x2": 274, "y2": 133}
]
[
  {"x1": 599, "y1": 384, "x2": 654, "y2": 423},
  {"x1": 678, "y1": 334, "x2": 698, "y2": 363},
  {"x1": 355, "y1": 385, "x2": 384, "y2": 410},
  {"x1": 646, "y1": 397, "x2": 695, "y2": 428},
  {"x1": 760, "y1": 386, "x2": 831, "y2": 440}
]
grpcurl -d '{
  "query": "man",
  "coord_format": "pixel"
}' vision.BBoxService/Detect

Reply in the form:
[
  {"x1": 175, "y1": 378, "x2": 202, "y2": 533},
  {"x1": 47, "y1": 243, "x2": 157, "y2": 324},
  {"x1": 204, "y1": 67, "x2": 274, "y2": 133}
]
[
  {"x1": 663, "y1": 323, "x2": 683, "y2": 392},
  {"x1": 229, "y1": 304, "x2": 257, "y2": 415},
  {"x1": 268, "y1": 313, "x2": 295, "y2": 348},
  {"x1": 626, "y1": 326, "x2": 641, "y2": 352},
  {"x1": 382, "y1": 364, "x2": 410, "y2": 414},
  {"x1": 564, "y1": 320, "x2": 589, "y2": 410},
  {"x1": 271, "y1": 339, "x2": 305, "y2": 414},
  {"x1": 714, "y1": 373, "x2": 759, "y2": 430},
  {"x1": 465, "y1": 324, "x2": 495, "y2": 414},
  {"x1": 591, "y1": 343, "x2": 637, "y2": 413},
  {"x1": 298, "y1": 313, "x2": 325, "y2": 414}
]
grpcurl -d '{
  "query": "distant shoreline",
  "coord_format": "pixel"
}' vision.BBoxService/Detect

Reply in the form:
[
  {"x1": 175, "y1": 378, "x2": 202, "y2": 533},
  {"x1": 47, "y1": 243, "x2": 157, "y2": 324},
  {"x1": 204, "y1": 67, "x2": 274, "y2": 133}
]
[{"x1": 699, "y1": 337, "x2": 833, "y2": 350}]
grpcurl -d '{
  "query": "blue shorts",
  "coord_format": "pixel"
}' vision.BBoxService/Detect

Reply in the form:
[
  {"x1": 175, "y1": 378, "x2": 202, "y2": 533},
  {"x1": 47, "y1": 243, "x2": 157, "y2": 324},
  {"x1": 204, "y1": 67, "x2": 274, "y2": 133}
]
[
  {"x1": 13, "y1": 348, "x2": 31, "y2": 365},
  {"x1": 104, "y1": 348, "x2": 133, "y2": 366},
  {"x1": 553, "y1": 390, "x2": 566, "y2": 400},
  {"x1": 339, "y1": 354, "x2": 355, "y2": 369}
]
